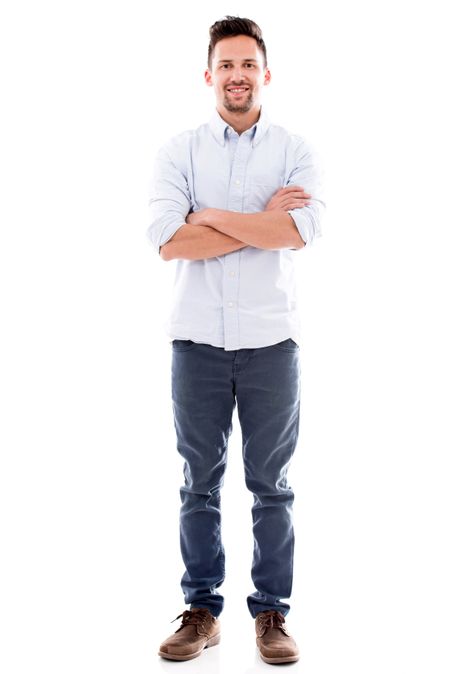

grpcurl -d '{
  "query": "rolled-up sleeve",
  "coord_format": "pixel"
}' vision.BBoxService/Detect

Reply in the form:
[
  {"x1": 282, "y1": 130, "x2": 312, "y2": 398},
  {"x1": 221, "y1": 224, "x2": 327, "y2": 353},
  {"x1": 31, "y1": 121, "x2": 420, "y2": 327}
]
[
  {"x1": 146, "y1": 145, "x2": 191, "y2": 256},
  {"x1": 287, "y1": 140, "x2": 326, "y2": 248}
]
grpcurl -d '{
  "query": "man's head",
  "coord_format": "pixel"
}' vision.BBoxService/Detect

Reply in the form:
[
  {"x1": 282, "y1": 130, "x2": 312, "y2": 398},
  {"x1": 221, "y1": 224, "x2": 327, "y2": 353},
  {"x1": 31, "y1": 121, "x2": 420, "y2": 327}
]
[
  {"x1": 205, "y1": 16, "x2": 271, "y2": 120},
  {"x1": 207, "y1": 16, "x2": 267, "y2": 70}
]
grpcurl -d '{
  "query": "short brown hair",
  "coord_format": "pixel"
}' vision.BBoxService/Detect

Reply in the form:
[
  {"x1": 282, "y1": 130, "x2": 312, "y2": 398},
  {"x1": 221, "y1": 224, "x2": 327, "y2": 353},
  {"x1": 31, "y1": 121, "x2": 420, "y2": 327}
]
[{"x1": 207, "y1": 16, "x2": 267, "y2": 69}]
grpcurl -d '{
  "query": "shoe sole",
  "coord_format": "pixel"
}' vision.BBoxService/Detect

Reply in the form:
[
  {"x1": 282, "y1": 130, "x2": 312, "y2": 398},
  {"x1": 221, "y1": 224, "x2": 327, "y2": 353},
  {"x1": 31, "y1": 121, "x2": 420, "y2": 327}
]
[
  {"x1": 260, "y1": 652, "x2": 300, "y2": 664},
  {"x1": 158, "y1": 633, "x2": 221, "y2": 661}
]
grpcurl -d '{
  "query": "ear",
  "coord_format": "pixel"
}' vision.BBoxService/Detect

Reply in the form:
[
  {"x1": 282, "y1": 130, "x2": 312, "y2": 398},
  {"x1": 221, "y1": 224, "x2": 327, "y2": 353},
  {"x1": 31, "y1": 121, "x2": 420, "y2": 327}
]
[
  {"x1": 263, "y1": 68, "x2": 271, "y2": 86},
  {"x1": 204, "y1": 69, "x2": 213, "y2": 87}
]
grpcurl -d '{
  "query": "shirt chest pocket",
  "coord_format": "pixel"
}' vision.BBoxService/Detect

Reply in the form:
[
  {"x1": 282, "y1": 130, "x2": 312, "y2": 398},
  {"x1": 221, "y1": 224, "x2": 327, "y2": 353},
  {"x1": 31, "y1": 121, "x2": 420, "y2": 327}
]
[{"x1": 246, "y1": 179, "x2": 283, "y2": 213}]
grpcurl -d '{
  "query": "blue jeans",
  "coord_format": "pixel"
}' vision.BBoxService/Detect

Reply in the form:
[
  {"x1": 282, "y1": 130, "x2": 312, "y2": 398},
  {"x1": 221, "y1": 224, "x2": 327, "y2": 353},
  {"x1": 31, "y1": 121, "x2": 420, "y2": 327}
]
[{"x1": 171, "y1": 338, "x2": 301, "y2": 619}]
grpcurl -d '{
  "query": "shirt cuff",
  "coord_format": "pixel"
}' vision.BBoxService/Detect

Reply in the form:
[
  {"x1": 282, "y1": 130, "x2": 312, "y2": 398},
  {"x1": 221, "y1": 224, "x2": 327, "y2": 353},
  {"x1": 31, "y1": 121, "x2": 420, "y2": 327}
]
[
  {"x1": 147, "y1": 217, "x2": 185, "y2": 256},
  {"x1": 287, "y1": 208, "x2": 322, "y2": 247}
]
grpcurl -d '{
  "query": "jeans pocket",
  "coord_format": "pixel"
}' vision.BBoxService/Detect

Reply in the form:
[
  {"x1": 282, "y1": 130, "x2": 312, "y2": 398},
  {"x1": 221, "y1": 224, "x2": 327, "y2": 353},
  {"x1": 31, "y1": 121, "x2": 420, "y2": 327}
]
[
  {"x1": 171, "y1": 339, "x2": 197, "y2": 352},
  {"x1": 273, "y1": 338, "x2": 299, "y2": 352}
]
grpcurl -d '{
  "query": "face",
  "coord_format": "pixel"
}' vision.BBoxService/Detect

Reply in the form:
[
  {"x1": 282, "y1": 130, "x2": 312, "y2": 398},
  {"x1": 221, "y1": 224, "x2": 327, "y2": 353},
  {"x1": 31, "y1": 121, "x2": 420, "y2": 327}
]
[{"x1": 205, "y1": 35, "x2": 271, "y2": 115}]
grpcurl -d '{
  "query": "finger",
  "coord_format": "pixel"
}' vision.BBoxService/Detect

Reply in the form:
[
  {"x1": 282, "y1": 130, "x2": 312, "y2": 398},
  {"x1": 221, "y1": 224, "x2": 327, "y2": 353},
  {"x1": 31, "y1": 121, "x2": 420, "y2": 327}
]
[
  {"x1": 276, "y1": 196, "x2": 311, "y2": 209},
  {"x1": 281, "y1": 203, "x2": 310, "y2": 210}
]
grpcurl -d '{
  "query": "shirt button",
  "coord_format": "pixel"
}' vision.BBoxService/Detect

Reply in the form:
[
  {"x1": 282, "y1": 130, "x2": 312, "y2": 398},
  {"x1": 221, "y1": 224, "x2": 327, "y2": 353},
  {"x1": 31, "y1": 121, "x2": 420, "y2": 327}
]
[
  {"x1": 235, "y1": 180, "x2": 240, "y2": 185},
  {"x1": 229, "y1": 271, "x2": 235, "y2": 277},
  {"x1": 228, "y1": 301, "x2": 234, "y2": 308}
]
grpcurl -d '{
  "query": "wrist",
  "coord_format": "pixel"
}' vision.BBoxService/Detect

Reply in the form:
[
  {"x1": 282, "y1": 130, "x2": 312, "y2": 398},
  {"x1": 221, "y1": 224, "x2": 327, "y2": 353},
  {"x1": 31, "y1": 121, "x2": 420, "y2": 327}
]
[
  {"x1": 207, "y1": 208, "x2": 228, "y2": 232},
  {"x1": 202, "y1": 207, "x2": 214, "y2": 227}
]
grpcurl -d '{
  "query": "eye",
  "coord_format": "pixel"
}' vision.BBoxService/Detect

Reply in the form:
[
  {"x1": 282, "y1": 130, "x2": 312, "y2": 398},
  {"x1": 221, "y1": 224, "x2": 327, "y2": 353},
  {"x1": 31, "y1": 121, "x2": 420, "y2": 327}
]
[{"x1": 244, "y1": 63, "x2": 255, "y2": 68}]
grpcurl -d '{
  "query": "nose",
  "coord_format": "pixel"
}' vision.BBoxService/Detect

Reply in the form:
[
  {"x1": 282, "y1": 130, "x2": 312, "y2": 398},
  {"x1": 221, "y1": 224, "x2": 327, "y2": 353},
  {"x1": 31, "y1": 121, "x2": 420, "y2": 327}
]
[{"x1": 232, "y1": 66, "x2": 245, "y2": 82}]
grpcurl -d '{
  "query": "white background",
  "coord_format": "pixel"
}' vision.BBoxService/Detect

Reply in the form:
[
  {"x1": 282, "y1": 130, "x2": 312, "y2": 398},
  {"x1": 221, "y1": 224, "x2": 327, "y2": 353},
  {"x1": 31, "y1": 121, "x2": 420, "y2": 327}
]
[{"x1": 1, "y1": 1, "x2": 449, "y2": 673}]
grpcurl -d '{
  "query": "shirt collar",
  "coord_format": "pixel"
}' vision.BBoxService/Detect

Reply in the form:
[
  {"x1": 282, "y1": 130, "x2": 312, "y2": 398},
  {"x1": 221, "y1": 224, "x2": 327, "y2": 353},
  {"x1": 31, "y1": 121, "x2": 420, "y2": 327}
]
[{"x1": 208, "y1": 106, "x2": 271, "y2": 147}]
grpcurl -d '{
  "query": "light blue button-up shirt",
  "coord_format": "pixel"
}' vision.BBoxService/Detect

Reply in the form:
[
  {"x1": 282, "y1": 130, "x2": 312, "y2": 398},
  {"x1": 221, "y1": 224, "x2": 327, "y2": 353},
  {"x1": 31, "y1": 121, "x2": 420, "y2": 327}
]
[{"x1": 147, "y1": 107, "x2": 325, "y2": 351}]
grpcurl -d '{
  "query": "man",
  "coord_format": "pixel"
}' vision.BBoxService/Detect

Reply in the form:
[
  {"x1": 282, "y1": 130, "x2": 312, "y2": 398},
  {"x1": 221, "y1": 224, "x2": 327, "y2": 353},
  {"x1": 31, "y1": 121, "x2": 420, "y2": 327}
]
[{"x1": 147, "y1": 16, "x2": 324, "y2": 665}]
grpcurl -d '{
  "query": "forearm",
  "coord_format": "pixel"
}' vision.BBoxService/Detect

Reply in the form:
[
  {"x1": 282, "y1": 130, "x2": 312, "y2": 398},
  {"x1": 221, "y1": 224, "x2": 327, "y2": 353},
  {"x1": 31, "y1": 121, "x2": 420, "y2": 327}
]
[
  {"x1": 160, "y1": 223, "x2": 249, "y2": 261},
  {"x1": 201, "y1": 209, "x2": 305, "y2": 250}
]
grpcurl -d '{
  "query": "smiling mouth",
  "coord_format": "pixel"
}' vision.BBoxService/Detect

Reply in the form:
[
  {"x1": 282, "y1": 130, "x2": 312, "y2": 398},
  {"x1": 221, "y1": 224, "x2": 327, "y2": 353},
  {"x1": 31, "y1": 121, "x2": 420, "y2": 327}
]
[{"x1": 226, "y1": 86, "x2": 250, "y2": 95}]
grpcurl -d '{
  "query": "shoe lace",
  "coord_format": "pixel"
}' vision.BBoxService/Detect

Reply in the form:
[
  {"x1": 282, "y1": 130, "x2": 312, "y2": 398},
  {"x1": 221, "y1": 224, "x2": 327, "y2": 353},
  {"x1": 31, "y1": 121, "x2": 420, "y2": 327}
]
[
  {"x1": 258, "y1": 610, "x2": 286, "y2": 630},
  {"x1": 171, "y1": 608, "x2": 211, "y2": 630}
]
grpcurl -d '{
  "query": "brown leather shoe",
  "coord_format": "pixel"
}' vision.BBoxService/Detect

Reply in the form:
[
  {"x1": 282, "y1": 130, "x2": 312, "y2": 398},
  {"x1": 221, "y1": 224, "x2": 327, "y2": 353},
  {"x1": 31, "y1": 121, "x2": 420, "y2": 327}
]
[
  {"x1": 255, "y1": 609, "x2": 300, "y2": 664},
  {"x1": 158, "y1": 607, "x2": 221, "y2": 661}
]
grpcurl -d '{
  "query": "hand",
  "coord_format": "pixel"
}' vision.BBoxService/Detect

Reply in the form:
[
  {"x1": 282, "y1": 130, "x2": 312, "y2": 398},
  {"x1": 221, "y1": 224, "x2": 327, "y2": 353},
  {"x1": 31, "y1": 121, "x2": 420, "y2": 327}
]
[
  {"x1": 186, "y1": 208, "x2": 211, "y2": 226},
  {"x1": 265, "y1": 186, "x2": 311, "y2": 212}
]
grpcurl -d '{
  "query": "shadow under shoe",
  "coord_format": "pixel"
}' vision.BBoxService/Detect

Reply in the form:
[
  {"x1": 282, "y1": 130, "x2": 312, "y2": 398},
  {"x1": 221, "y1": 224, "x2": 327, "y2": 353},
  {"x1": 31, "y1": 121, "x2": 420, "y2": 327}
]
[
  {"x1": 158, "y1": 608, "x2": 221, "y2": 661},
  {"x1": 255, "y1": 609, "x2": 300, "y2": 664}
]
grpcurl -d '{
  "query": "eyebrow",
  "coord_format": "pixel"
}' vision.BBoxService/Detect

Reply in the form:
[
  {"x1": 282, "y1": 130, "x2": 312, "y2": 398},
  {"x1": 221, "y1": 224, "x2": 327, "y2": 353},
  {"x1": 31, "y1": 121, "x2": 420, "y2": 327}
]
[{"x1": 217, "y1": 58, "x2": 258, "y2": 64}]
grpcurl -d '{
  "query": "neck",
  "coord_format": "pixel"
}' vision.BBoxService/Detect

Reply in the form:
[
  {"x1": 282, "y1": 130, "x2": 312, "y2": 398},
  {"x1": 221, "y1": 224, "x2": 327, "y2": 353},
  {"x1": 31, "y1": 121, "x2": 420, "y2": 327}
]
[{"x1": 216, "y1": 105, "x2": 261, "y2": 135}]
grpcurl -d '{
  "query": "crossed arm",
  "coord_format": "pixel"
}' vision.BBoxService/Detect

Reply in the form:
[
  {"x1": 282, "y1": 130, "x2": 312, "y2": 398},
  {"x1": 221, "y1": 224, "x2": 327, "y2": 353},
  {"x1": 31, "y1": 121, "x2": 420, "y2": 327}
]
[{"x1": 160, "y1": 186, "x2": 310, "y2": 261}]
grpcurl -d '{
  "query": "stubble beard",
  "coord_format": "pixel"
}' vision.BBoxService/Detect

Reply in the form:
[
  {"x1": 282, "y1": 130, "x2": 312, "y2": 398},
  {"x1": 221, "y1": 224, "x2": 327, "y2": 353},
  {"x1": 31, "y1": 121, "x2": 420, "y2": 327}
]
[{"x1": 223, "y1": 88, "x2": 254, "y2": 113}]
